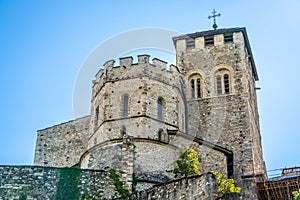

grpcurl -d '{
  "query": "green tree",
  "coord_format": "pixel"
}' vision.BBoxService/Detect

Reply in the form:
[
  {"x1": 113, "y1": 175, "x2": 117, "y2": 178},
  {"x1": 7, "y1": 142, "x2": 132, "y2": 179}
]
[
  {"x1": 172, "y1": 149, "x2": 200, "y2": 178},
  {"x1": 293, "y1": 189, "x2": 300, "y2": 200},
  {"x1": 212, "y1": 171, "x2": 241, "y2": 194}
]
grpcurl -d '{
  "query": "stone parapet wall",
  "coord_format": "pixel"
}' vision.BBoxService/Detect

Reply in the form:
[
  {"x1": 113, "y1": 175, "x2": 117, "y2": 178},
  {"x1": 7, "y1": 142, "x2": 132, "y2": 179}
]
[
  {"x1": 0, "y1": 165, "x2": 116, "y2": 200},
  {"x1": 0, "y1": 165, "x2": 242, "y2": 200},
  {"x1": 116, "y1": 173, "x2": 218, "y2": 200}
]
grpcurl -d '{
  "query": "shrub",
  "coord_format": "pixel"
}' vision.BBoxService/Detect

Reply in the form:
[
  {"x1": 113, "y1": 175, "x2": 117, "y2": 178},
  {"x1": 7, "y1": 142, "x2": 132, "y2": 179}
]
[
  {"x1": 293, "y1": 189, "x2": 300, "y2": 200},
  {"x1": 212, "y1": 171, "x2": 241, "y2": 194},
  {"x1": 172, "y1": 149, "x2": 200, "y2": 178}
]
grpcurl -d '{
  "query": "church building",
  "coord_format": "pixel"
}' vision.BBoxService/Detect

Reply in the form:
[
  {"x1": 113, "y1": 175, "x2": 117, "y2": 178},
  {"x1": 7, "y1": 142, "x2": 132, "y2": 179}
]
[{"x1": 33, "y1": 26, "x2": 266, "y2": 199}]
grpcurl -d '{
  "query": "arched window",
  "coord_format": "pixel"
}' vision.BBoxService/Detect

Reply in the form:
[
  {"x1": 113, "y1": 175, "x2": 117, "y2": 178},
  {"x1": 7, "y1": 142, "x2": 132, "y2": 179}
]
[
  {"x1": 189, "y1": 74, "x2": 202, "y2": 99},
  {"x1": 215, "y1": 69, "x2": 231, "y2": 95},
  {"x1": 122, "y1": 127, "x2": 126, "y2": 136},
  {"x1": 157, "y1": 98, "x2": 163, "y2": 120},
  {"x1": 157, "y1": 130, "x2": 162, "y2": 141},
  {"x1": 123, "y1": 95, "x2": 128, "y2": 117},
  {"x1": 95, "y1": 106, "x2": 99, "y2": 127}
]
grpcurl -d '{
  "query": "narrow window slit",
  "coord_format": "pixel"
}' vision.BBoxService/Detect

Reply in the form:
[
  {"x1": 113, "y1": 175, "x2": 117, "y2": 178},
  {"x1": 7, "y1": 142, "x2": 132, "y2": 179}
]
[
  {"x1": 191, "y1": 79, "x2": 195, "y2": 99},
  {"x1": 123, "y1": 95, "x2": 128, "y2": 117},
  {"x1": 216, "y1": 75, "x2": 222, "y2": 95},
  {"x1": 197, "y1": 78, "x2": 201, "y2": 98}
]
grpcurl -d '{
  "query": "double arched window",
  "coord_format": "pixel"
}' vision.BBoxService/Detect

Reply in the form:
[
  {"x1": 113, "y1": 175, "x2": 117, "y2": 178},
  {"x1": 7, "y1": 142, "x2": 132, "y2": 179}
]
[
  {"x1": 215, "y1": 69, "x2": 230, "y2": 95},
  {"x1": 189, "y1": 74, "x2": 202, "y2": 99}
]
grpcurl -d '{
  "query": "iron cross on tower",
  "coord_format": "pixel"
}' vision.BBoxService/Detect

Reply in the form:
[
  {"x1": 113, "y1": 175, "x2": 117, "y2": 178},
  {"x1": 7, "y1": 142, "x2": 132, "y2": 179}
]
[{"x1": 208, "y1": 9, "x2": 221, "y2": 30}]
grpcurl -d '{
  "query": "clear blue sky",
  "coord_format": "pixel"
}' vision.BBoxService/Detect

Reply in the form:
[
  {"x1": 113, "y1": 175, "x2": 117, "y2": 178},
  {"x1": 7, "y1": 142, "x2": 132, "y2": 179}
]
[{"x1": 0, "y1": 0, "x2": 299, "y2": 175}]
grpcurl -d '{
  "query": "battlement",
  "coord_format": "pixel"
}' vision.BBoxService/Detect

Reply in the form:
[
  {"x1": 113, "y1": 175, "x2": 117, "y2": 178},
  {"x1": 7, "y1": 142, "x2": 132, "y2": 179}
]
[
  {"x1": 92, "y1": 55, "x2": 182, "y2": 98},
  {"x1": 94, "y1": 55, "x2": 179, "y2": 81}
]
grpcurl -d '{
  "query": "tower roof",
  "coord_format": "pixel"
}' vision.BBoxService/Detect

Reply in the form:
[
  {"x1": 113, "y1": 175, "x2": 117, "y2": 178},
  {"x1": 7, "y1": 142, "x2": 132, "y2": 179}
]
[{"x1": 172, "y1": 27, "x2": 259, "y2": 81}]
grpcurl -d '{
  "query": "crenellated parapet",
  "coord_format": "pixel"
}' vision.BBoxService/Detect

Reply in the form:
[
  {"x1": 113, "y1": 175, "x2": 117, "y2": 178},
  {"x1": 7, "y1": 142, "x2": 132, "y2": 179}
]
[{"x1": 92, "y1": 55, "x2": 182, "y2": 100}]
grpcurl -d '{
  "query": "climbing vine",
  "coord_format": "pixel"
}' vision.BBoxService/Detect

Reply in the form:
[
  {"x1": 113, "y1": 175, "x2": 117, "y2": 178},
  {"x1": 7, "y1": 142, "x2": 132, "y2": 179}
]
[
  {"x1": 109, "y1": 169, "x2": 130, "y2": 197},
  {"x1": 55, "y1": 167, "x2": 82, "y2": 200},
  {"x1": 172, "y1": 148, "x2": 200, "y2": 178},
  {"x1": 211, "y1": 171, "x2": 241, "y2": 194},
  {"x1": 132, "y1": 172, "x2": 138, "y2": 193},
  {"x1": 19, "y1": 192, "x2": 27, "y2": 200}
]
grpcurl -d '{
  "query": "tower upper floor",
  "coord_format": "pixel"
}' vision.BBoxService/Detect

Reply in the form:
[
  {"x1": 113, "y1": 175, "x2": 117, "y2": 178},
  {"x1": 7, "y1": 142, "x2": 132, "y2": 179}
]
[
  {"x1": 173, "y1": 27, "x2": 259, "y2": 100},
  {"x1": 89, "y1": 55, "x2": 186, "y2": 147}
]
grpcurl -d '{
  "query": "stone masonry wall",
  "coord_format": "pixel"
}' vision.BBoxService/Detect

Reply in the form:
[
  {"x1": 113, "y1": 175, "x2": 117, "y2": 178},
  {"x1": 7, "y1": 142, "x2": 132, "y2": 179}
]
[
  {"x1": 174, "y1": 29, "x2": 266, "y2": 199},
  {"x1": 80, "y1": 137, "x2": 135, "y2": 191},
  {"x1": 0, "y1": 165, "x2": 116, "y2": 200},
  {"x1": 116, "y1": 173, "x2": 218, "y2": 200},
  {"x1": 34, "y1": 116, "x2": 90, "y2": 167},
  {"x1": 89, "y1": 55, "x2": 185, "y2": 150},
  {"x1": 188, "y1": 96, "x2": 252, "y2": 185}
]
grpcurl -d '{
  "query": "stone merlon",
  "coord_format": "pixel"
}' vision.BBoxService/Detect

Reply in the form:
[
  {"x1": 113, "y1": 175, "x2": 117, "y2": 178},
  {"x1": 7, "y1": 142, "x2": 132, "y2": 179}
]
[
  {"x1": 137, "y1": 54, "x2": 150, "y2": 64},
  {"x1": 152, "y1": 58, "x2": 167, "y2": 69},
  {"x1": 119, "y1": 56, "x2": 133, "y2": 68}
]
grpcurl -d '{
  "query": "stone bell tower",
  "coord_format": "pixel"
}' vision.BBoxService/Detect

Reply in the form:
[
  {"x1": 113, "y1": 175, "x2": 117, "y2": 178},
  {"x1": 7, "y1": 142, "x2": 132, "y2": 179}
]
[{"x1": 173, "y1": 27, "x2": 267, "y2": 199}]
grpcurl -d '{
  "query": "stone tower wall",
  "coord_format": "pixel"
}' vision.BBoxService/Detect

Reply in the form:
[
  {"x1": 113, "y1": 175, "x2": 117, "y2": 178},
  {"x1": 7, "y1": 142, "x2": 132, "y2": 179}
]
[
  {"x1": 34, "y1": 116, "x2": 90, "y2": 167},
  {"x1": 174, "y1": 28, "x2": 266, "y2": 199},
  {"x1": 88, "y1": 55, "x2": 186, "y2": 149}
]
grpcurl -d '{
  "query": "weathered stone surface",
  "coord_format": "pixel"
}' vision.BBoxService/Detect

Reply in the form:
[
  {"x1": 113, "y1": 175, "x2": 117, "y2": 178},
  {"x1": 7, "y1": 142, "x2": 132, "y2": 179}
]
[
  {"x1": 0, "y1": 165, "x2": 115, "y2": 200},
  {"x1": 3, "y1": 27, "x2": 266, "y2": 200},
  {"x1": 174, "y1": 28, "x2": 266, "y2": 198},
  {"x1": 33, "y1": 116, "x2": 90, "y2": 168},
  {"x1": 116, "y1": 173, "x2": 218, "y2": 200}
]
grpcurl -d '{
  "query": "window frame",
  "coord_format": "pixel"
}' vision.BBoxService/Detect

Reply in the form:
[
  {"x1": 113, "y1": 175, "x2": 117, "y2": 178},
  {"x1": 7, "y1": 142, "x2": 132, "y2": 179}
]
[
  {"x1": 215, "y1": 70, "x2": 231, "y2": 96},
  {"x1": 189, "y1": 74, "x2": 203, "y2": 99}
]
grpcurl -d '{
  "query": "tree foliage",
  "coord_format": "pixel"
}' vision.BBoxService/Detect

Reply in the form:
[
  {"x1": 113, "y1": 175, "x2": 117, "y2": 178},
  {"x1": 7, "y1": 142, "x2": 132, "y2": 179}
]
[
  {"x1": 212, "y1": 171, "x2": 241, "y2": 194},
  {"x1": 172, "y1": 149, "x2": 200, "y2": 178},
  {"x1": 293, "y1": 189, "x2": 300, "y2": 200}
]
